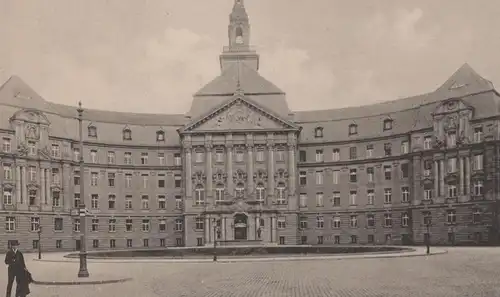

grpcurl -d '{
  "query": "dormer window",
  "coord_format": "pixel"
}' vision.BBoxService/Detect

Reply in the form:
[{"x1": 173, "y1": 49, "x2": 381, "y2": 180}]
[
  {"x1": 383, "y1": 119, "x2": 393, "y2": 131},
  {"x1": 348, "y1": 124, "x2": 358, "y2": 135},
  {"x1": 314, "y1": 127, "x2": 323, "y2": 138},
  {"x1": 123, "y1": 128, "x2": 132, "y2": 141},
  {"x1": 156, "y1": 130, "x2": 165, "y2": 142},
  {"x1": 88, "y1": 125, "x2": 97, "y2": 138}
]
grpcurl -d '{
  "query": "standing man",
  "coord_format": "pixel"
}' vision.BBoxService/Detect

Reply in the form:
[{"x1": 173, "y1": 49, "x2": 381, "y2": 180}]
[{"x1": 4, "y1": 240, "x2": 29, "y2": 297}]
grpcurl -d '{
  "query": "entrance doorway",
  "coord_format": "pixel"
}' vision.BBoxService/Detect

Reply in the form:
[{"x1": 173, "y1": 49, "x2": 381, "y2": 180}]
[{"x1": 234, "y1": 213, "x2": 248, "y2": 240}]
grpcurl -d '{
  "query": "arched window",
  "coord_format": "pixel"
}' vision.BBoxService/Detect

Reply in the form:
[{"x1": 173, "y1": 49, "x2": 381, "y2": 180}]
[
  {"x1": 256, "y1": 183, "x2": 265, "y2": 202},
  {"x1": 195, "y1": 184, "x2": 205, "y2": 205},
  {"x1": 383, "y1": 119, "x2": 393, "y2": 131},
  {"x1": 314, "y1": 127, "x2": 323, "y2": 138},
  {"x1": 156, "y1": 130, "x2": 165, "y2": 141},
  {"x1": 276, "y1": 182, "x2": 286, "y2": 204},
  {"x1": 123, "y1": 128, "x2": 132, "y2": 140},
  {"x1": 235, "y1": 182, "x2": 245, "y2": 198},
  {"x1": 348, "y1": 124, "x2": 358, "y2": 135},
  {"x1": 235, "y1": 27, "x2": 243, "y2": 44},
  {"x1": 215, "y1": 184, "x2": 225, "y2": 202},
  {"x1": 88, "y1": 125, "x2": 97, "y2": 138}
]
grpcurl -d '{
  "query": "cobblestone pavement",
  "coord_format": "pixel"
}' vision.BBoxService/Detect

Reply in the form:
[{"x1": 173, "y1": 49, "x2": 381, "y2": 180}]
[{"x1": 2, "y1": 247, "x2": 500, "y2": 296}]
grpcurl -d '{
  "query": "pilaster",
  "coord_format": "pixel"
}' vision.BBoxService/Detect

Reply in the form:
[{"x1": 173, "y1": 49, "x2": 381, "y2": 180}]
[
  {"x1": 459, "y1": 157, "x2": 464, "y2": 196},
  {"x1": 465, "y1": 156, "x2": 471, "y2": 195},
  {"x1": 246, "y1": 140, "x2": 254, "y2": 197},
  {"x1": 434, "y1": 161, "x2": 439, "y2": 197},
  {"x1": 205, "y1": 143, "x2": 213, "y2": 199},
  {"x1": 439, "y1": 159, "x2": 445, "y2": 197}
]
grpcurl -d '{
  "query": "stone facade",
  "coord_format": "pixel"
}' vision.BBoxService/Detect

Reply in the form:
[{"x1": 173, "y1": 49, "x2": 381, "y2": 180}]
[{"x1": 1, "y1": 0, "x2": 500, "y2": 252}]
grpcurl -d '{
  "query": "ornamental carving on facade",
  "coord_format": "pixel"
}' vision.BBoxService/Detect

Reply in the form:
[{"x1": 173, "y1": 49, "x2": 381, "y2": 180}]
[
  {"x1": 214, "y1": 101, "x2": 264, "y2": 128},
  {"x1": 457, "y1": 130, "x2": 469, "y2": 145},
  {"x1": 25, "y1": 124, "x2": 40, "y2": 140},
  {"x1": 432, "y1": 135, "x2": 445, "y2": 149},
  {"x1": 233, "y1": 169, "x2": 247, "y2": 183},
  {"x1": 274, "y1": 169, "x2": 289, "y2": 181},
  {"x1": 443, "y1": 115, "x2": 459, "y2": 131},
  {"x1": 38, "y1": 146, "x2": 51, "y2": 159},
  {"x1": 213, "y1": 169, "x2": 227, "y2": 184},
  {"x1": 191, "y1": 171, "x2": 206, "y2": 184},
  {"x1": 17, "y1": 142, "x2": 28, "y2": 156},
  {"x1": 253, "y1": 169, "x2": 267, "y2": 182}
]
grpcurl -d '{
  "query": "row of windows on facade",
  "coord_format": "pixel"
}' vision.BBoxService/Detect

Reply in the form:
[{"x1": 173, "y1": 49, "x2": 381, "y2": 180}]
[
  {"x1": 1, "y1": 176, "x2": 484, "y2": 210},
  {"x1": 313, "y1": 121, "x2": 484, "y2": 142},
  {"x1": 299, "y1": 154, "x2": 483, "y2": 186},
  {"x1": 305, "y1": 130, "x2": 484, "y2": 163},
  {"x1": 87, "y1": 126, "x2": 166, "y2": 142},
  {"x1": 4, "y1": 208, "x2": 481, "y2": 234},
  {"x1": 3, "y1": 216, "x2": 184, "y2": 233},
  {"x1": 27, "y1": 237, "x2": 182, "y2": 250}
]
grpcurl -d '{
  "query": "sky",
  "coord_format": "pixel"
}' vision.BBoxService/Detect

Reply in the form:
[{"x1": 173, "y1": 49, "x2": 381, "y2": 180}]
[{"x1": 0, "y1": 0, "x2": 499, "y2": 114}]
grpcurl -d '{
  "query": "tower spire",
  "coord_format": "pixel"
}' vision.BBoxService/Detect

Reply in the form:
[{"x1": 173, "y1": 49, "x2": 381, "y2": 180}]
[{"x1": 219, "y1": 0, "x2": 260, "y2": 72}]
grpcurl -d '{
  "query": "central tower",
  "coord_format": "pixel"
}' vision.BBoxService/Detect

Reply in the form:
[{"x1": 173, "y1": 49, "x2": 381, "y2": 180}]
[{"x1": 220, "y1": 0, "x2": 260, "y2": 72}]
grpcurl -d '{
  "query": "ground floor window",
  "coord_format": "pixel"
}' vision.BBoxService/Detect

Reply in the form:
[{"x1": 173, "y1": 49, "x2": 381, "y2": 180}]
[
  {"x1": 448, "y1": 233, "x2": 455, "y2": 244},
  {"x1": 279, "y1": 236, "x2": 285, "y2": 245},
  {"x1": 351, "y1": 235, "x2": 357, "y2": 244},
  {"x1": 143, "y1": 239, "x2": 149, "y2": 247},
  {"x1": 197, "y1": 238, "x2": 203, "y2": 246},
  {"x1": 32, "y1": 240, "x2": 38, "y2": 249},
  {"x1": 110, "y1": 239, "x2": 116, "y2": 248},
  {"x1": 176, "y1": 238, "x2": 183, "y2": 247},
  {"x1": 160, "y1": 239, "x2": 165, "y2": 247},
  {"x1": 56, "y1": 240, "x2": 62, "y2": 249},
  {"x1": 317, "y1": 236, "x2": 323, "y2": 244},
  {"x1": 93, "y1": 240, "x2": 99, "y2": 248},
  {"x1": 301, "y1": 236, "x2": 307, "y2": 244},
  {"x1": 127, "y1": 239, "x2": 133, "y2": 248},
  {"x1": 368, "y1": 234, "x2": 374, "y2": 244},
  {"x1": 334, "y1": 236, "x2": 340, "y2": 244}
]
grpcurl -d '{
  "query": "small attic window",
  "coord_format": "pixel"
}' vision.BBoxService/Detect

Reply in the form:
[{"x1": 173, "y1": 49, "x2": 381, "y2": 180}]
[
  {"x1": 314, "y1": 127, "x2": 323, "y2": 138},
  {"x1": 348, "y1": 124, "x2": 358, "y2": 136},
  {"x1": 156, "y1": 130, "x2": 165, "y2": 142},
  {"x1": 88, "y1": 125, "x2": 97, "y2": 138},
  {"x1": 383, "y1": 119, "x2": 393, "y2": 131},
  {"x1": 123, "y1": 128, "x2": 132, "y2": 141}
]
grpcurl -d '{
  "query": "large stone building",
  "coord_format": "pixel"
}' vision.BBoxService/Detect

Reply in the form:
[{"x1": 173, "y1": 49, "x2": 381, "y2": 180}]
[{"x1": 1, "y1": 0, "x2": 500, "y2": 252}]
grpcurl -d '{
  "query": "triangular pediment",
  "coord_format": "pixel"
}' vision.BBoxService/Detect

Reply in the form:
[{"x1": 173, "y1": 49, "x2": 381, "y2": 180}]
[
  {"x1": 180, "y1": 96, "x2": 299, "y2": 133},
  {"x1": 433, "y1": 98, "x2": 474, "y2": 116}
]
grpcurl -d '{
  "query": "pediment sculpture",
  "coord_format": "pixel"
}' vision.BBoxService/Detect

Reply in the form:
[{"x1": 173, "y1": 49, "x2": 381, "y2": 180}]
[
  {"x1": 443, "y1": 115, "x2": 459, "y2": 131},
  {"x1": 25, "y1": 124, "x2": 40, "y2": 140},
  {"x1": 213, "y1": 170, "x2": 227, "y2": 184}
]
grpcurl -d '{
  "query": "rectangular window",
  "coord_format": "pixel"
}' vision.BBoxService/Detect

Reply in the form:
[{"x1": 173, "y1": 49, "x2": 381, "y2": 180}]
[
  {"x1": 333, "y1": 192, "x2": 341, "y2": 206},
  {"x1": 158, "y1": 195, "x2": 166, "y2": 209},
  {"x1": 299, "y1": 194, "x2": 307, "y2": 208},
  {"x1": 367, "y1": 189, "x2": 374, "y2": 205},
  {"x1": 424, "y1": 136, "x2": 432, "y2": 150},
  {"x1": 299, "y1": 217, "x2": 308, "y2": 229},
  {"x1": 91, "y1": 218, "x2": 99, "y2": 232},
  {"x1": 73, "y1": 218, "x2": 80, "y2": 232},
  {"x1": 332, "y1": 170, "x2": 339, "y2": 184},
  {"x1": 2, "y1": 137, "x2": 11, "y2": 152},
  {"x1": 91, "y1": 172, "x2": 98, "y2": 186},
  {"x1": 125, "y1": 219, "x2": 133, "y2": 232},
  {"x1": 384, "y1": 213, "x2": 392, "y2": 227},
  {"x1": 108, "y1": 219, "x2": 116, "y2": 232},
  {"x1": 30, "y1": 217, "x2": 40, "y2": 232},
  {"x1": 366, "y1": 214, "x2": 375, "y2": 227},
  {"x1": 401, "y1": 141, "x2": 409, "y2": 154},
  {"x1": 51, "y1": 144, "x2": 60, "y2": 158},
  {"x1": 74, "y1": 171, "x2": 80, "y2": 186},
  {"x1": 91, "y1": 194, "x2": 99, "y2": 209},
  {"x1": 74, "y1": 193, "x2": 81, "y2": 208},
  {"x1": 349, "y1": 191, "x2": 357, "y2": 205},
  {"x1": 142, "y1": 219, "x2": 150, "y2": 232},
  {"x1": 447, "y1": 210, "x2": 456, "y2": 224},
  {"x1": 107, "y1": 151, "x2": 115, "y2": 164},
  {"x1": 384, "y1": 143, "x2": 392, "y2": 156},
  {"x1": 108, "y1": 194, "x2": 116, "y2": 209},
  {"x1": 367, "y1": 167, "x2": 374, "y2": 183},
  {"x1": 6, "y1": 216, "x2": 15, "y2": 231},
  {"x1": 332, "y1": 149, "x2": 340, "y2": 161},
  {"x1": 125, "y1": 195, "x2": 133, "y2": 210},
  {"x1": 315, "y1": 171, "x2": 323, "y2": 185},
  {"x1": 299, "y1": 150, "x2": 306, "y2": 162},
  {"x1": 350, "y1": 215, "x2": 358, "y2": 228},
  {"x1": 174, "y1": 174, "x2": 182, "y2": 188},
  {"x1": 474, "y1": 154, "x2": 483, "y2": 170},
  {"x1": 366, "y1": 144, "x2": 373, "y2": 158},
  {"x1": 3, "y1": 164, "x2": 12, "y2": 180},
  {"x1": 401, "y1": 163, "x2": 409, "y2": 178},
  {"x1": 125, "y1": 173, "x2": 132, "y2": 188},
  {"x1": 158, "y1": 152, "x2": 165, "y2": 165},
  {"x1": 90, "y1": 150, "x2": 98, "y2": 163},
  {"x1": 349, "y1": 147, "x2": 357, "y2": 160},
  {"x1": 473, "y1": 127, "x2": 483, "y2": 143},
  {"x1": 124, "y1": 152, "x2": 132, "y2": 164},
  {"x1": 384, "y1": 188, "x2": 392, "y2": 204},
  {"x1": 332, "y1": 217, "x2": 341, "y2": 229},
  {"x1": 141, "y1": 153, "x2": 149, "y2": 165},
  {"x1": 401, "y1": 187, "x2": 410, "y2": 203},
  {"x1": 277, "y1": 217, "x2": 286, "y2": 229},
  {"x1": 256, "y1": 147, "x2": 265, "y2": 162},
  {"x1": 276, "y1": 147, "x2": 285, "y2": 162},
  {"x1": 349, "y1": 169, "x2": 357, "y2": 183},
  {"x1": 174, "y1": 153, "x2": 181, "y2": 166},
  {"x1": 316, "y1": 192, "x2": 324, "y2": 207},
  {"x1": 299, "y1": 171, "x2": 307, "y2": 186},
  {"x1": 141, "y1": 195, "x2": 149, "y2": 209},
  {"x1": 159, "y1": 219, "x2": 167, "y2": 232},
  {"x1": 108, "y1": 173, "x2": 115, "y2": 187}
]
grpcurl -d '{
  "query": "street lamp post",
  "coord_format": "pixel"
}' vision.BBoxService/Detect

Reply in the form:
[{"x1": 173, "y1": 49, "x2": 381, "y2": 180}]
[
  {"x1": 77, "y1": 102, "x2": 89, "y2": 278},
  {"x1": 425, "y1": 216, "x2": 431, "y2": 255},
  {"x1": 37, "y1": 226, "x2": 42, "y2": 260}
]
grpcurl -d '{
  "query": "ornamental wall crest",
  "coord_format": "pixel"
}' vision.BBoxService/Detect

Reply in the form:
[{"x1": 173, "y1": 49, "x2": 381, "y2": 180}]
[
  {"x1": 213, "y1": 169, "x2": 227, "y2": 184},
  {"x1": 274, "y1": 169, "x2": 289, "y2": 181},
  {"x1": 443, "y1": 115, "x2": 459, "y2": 131},
  {"x1": 38, "y1": 146, "x2": 51, "y2": 159},
  {"x1": 192, "y1": 171, "x2": 206, "y2": 184},
  {"x1": 253, "y1": 169, "x2": 267, "y2": 182},
  {"x1": 25, "y1": 124, "x2": 40, "y2": 140},
  {"x1": 233, "y1": 169, "x2": 247, "y2": 183}
]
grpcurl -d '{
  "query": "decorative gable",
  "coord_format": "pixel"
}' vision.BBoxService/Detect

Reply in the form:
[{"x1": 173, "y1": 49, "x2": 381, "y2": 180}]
[{"x1": 180, "y1": 96, "x2": 299, "y2": 133}]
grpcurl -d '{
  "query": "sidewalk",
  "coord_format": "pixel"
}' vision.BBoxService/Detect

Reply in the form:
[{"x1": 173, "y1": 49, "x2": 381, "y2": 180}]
[{"x1": 30, "y1": 246, "x2": 447, "y2": 264}]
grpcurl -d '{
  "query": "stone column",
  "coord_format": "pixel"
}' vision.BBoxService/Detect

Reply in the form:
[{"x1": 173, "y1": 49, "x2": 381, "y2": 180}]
[
  {"x1": 40, "y1": 168, "x2": 46, "y2": 206},
  {"x1": 185, "y1": 147, "x2": 192, "y2": 198},
  {"x1": 459, "y1": 157, "x2": 464, "y2": 196},
  {"x1": 62, "y1": 164, "x2": 71, "y2": 211},
  {"x1": 267, "y1": 144, "x2": 274, "y2": 201},
  {"x1": 440, "y1": 159, "x2": 445, "y2": 197},
  {"x1": 246, "y1": 144, "x2": 254, "y2": 197},
  {"x1": 221, "y1": 216, "x2": 227, "y2": 241},
  {"x1": 226, "y1": 216, "x2": 233, "y2": 241},
  {"x1": 16, "y1": 166, "x2": 21, "y2": 204},
  {"x1": 205, "y1": 144, "x2": 213, "y2": 200},
  {"x1": 205, "y1": 217, "x2": 210, "y2": 244},
  {"x1": 248, "y1": 214, "x2": 255, "y2": 240},
  {"x1": 226, "y1": 145, "x2": 233, "y2": 194},
  {"x1": 45, "y1": 168, "x2": 51, "y2": 204},
  {"x1": 465, "y1": 156, "x2": 471, "y2": 195},
  {"x1": 21, "y1": 166, "x2": 27, "y2": 204},
  {"x1": 271, "y1": 215, "x2": 277, "y2": 243},
  {"x1": 288, "y1": 144, "x2": 296, "y2": 197},
  {"x1": 434, "y1": 161, "x2": 439, "y2": 197}
]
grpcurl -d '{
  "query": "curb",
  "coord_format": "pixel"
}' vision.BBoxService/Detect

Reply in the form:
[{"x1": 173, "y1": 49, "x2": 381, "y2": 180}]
[
  {"x1": 32, "y1": 277, "x2": 133, "y2": 286},
  {"x1": 32, "y1": 249, "x2": 447, "y2": 264}
]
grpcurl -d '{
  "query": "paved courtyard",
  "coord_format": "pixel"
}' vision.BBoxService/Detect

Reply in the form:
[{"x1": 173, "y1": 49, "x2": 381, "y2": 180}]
[{"x1": 2, "y1": 247, "x2": 500, "y2": 296}]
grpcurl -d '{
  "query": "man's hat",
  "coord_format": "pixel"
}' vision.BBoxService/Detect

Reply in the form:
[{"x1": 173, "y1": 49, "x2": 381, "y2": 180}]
[{"x1": 10, "y1": 240, "x2": 19, "y2": 246}]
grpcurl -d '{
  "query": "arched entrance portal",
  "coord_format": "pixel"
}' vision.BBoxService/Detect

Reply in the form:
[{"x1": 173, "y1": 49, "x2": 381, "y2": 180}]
[{"x1": 234, "y1": 213, "x2": 248, "y2": 240}]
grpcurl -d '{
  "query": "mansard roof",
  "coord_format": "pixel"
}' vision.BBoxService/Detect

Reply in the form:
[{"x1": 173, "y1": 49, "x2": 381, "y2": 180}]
[{"x1": 194, "y1": 62, "x2": 284, "y2": 96}]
